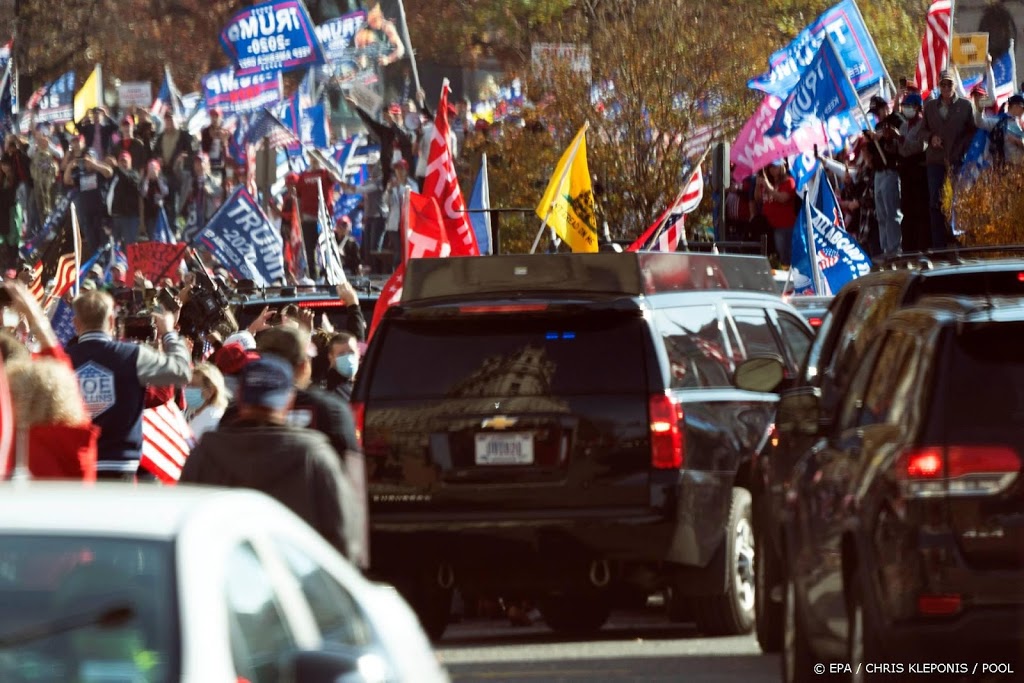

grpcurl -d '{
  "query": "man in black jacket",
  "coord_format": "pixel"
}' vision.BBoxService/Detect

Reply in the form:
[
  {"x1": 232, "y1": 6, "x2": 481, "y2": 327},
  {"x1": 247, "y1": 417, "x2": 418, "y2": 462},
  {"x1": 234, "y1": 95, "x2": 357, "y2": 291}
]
[{"x1": 180, "y1": 355, "x2": 364, "y2": 562}]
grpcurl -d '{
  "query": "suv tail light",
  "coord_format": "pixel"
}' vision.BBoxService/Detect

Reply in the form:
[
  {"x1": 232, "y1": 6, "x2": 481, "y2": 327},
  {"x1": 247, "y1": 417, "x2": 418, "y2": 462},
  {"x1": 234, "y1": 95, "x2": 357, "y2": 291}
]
[
  {"x1": 350, "y1": 401, "x2": 365, "y2": 449},
  {"x1": 649, "y1": 393, "x2": 685, "y2": 469},
  {"x1": 896, "y1": 445, "x2": 1021, "y2": 498}
]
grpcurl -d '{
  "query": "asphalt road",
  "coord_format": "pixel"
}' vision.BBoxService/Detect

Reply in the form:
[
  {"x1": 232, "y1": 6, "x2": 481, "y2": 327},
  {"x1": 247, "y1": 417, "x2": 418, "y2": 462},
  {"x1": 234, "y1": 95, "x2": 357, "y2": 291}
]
[{"x1": 436, "y1": 608, "x2": 778, "y2": 683}]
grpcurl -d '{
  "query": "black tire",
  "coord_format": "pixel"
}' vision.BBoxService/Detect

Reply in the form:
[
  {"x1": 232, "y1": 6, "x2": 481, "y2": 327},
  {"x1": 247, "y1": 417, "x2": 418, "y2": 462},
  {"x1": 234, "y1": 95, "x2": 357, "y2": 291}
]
[
  {"x1": 755, "y1": 518, "x2": 784, "y2": 652},
  {"x1": 664, "y1": 585, "x2": 691, "y2": 623},
  {"x1": 848, "y1": 565, "x2": 886, "y2": 683},
  {"x1": 693, "y1": 487, "x2": 756, "y2": 636},
  {"x1": 540, "y1": 593, "x2": 612, "y2": 636},
  {"x1": 393, "y1": 574, "x2": 453, "y2": 642},
  {"x1": 781, "y1": 572, "x2": 817, "y2": 683}
]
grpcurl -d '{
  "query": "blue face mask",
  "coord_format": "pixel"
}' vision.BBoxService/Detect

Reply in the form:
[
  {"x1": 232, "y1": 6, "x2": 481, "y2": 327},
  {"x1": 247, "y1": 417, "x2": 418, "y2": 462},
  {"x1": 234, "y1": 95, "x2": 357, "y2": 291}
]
[
  {"x1": 184, "y1": 387, "x2": 205, "y2": 408},
  {"x1": 334, "y1": 354, "x2": 359, "y2": 379}
]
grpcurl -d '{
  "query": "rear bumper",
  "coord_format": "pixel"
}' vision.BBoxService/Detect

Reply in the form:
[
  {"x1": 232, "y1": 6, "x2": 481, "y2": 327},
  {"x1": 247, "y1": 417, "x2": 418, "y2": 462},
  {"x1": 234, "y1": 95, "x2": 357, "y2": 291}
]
[{"x1": 882, "y1": 606, "x2": 1024, "y2": 662}]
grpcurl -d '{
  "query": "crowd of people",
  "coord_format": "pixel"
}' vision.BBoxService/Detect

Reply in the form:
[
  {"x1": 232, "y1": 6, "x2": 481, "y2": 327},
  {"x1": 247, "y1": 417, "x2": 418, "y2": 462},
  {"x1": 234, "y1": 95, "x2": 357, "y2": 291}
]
[{"x1": 726, "y1": 69, "x2": 1024, "y2": 265}]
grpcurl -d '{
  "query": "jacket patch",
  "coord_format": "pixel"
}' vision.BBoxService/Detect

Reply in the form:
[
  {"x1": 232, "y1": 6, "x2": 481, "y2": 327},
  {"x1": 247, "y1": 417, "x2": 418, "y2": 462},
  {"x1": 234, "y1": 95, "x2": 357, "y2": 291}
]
[{"x1": 76, "y1": 361, "x2": 117, "y2": 418}]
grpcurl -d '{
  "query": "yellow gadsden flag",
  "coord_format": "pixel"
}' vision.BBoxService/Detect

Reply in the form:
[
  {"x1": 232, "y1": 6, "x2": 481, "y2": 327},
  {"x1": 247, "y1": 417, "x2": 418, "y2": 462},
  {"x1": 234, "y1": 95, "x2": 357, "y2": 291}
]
[
  {"x1": 68, "y1": 64, "x2": 102, "y2": 132},
  {"x1": 535, "y1": 124, "x2": 599, "y2": 253}
]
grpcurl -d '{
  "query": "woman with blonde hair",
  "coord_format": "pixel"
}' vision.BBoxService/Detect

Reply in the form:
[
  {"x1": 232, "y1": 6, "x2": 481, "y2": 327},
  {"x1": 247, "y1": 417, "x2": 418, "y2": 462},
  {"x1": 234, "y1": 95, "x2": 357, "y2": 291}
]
[
  {"x1": 185, "y1": 362, "x2": 229, "y2": 439},
  {"x1": 5, "y1": 358, "x2": 98, "y2": 480}
]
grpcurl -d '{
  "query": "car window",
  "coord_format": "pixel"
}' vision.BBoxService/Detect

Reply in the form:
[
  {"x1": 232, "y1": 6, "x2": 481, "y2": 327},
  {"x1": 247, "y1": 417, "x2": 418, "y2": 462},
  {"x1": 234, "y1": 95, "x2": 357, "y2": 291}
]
[
  {"x1": 369, "y1": 313, "x2": 648, "y2": 399},
  {"x1": 777, "y1": 312, "x2": 813, "y2": 370},
  {"x1": 732, "y1": 308, "x2": 785, "y2": 359},
  {"x1": 271, "y1": 537, "x2": 373, "y2": 648},
  {"x1": 0, "y1": 536, "x2": 177, "y2": 682},
  {"x1": 858, "y1": 332, "x2": 917, "y2": 428},
  {"x1": 655, "y1": 305, "x2": 734, "y2": 388},
  {"x1": 226, "y1": 543, "x2": 295, "y2": 683},
  {"x1": 835, "y1": 335, "x2": 885, "y2": 433},
  {"x1": 828, "y1": 285, "x2": 901, "y2": 391}
]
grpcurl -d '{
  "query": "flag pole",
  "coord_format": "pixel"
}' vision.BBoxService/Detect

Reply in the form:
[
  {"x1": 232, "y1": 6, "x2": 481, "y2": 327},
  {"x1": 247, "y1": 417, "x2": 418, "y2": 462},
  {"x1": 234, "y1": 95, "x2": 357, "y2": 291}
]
[
  {"x1": 530, "y1": 122, "x2": 589, "y2": 254},
  {"x1": 647, "y1": 142, "x2": 712, "y2": 251},
  {"x1": 394, "y1": 0, "x2": 422, "y2": 97},
  {"x1": 946, "y1": 0, "x2": 956, "y2": 70},
  {"x1": 806, "y1": 165, "x2": 826, "y2": 295},
  {"x1": 829, "y1": 32, "x2": 888, "y2": 167},
  {"x1": 71, "y1": 203, "x2": 82, "y2": 297}
]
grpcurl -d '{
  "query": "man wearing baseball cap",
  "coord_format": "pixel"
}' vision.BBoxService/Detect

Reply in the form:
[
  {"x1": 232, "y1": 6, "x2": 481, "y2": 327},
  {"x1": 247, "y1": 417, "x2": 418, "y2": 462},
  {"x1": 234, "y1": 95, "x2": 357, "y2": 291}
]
[
  {"x1": 180, "y1": 354, "x2": 363, "y2": 562},
  {"x1": 922, "y1": 70, "x2": 976, "y2": 249}
]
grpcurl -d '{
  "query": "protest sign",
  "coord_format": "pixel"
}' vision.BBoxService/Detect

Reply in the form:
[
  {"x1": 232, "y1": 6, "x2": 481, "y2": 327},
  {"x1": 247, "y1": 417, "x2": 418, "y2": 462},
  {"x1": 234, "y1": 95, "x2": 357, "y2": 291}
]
[
  {"x1": 220, "y1": 0, "x2": 325, "y2": 76},
  {"x1": 202, "y1": 67, "x2": 282, "y2": 115},
  {"x1": 197, "y1": 186, "x2": 285, "y2": 286},
  {"x1": 127, "y1": 242, "x2": 186, "y2": 283},
  {"x1": 117, "y1": 82, "x2": 153, "y2": 108},
  {"x1": 951, "y1": 33, "x2": 989, "y2": 68}
]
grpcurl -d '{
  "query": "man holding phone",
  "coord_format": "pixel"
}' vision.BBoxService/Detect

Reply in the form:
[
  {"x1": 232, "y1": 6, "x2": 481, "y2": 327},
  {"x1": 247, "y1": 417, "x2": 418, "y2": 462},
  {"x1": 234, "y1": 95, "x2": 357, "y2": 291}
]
[{"x1": 68, "y1": 290, "x2": 192, "y2": 480}]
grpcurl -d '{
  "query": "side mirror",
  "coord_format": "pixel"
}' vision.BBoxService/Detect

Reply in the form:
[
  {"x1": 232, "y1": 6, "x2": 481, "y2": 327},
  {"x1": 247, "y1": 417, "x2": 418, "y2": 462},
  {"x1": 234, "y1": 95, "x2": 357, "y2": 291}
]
[
  {"x1": 777, "y1": 389, "x2": 822, "y2": 437},
  {"x1": 285, "y1": 650, "x2": 376, "y2": 683},
  {"x1": 734, "y1": 355, "x2": 786, "y2": 393}
]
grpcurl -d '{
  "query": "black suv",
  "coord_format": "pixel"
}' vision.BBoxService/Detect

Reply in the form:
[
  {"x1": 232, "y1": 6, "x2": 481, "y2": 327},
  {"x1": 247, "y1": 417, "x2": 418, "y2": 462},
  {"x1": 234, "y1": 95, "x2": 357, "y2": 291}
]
[
  {"x1": 754, "y1": 255, "x2": 1024, "y2": 654},
  {"x1": 779, "y1": 297, "x2": 1024, "y2": 682},
  {"x1": 230, "y1": 283, "x2": 380, "y2": 335},
  {"x1": 351, "y1": 251, "x2": 813, "y2": 639}
]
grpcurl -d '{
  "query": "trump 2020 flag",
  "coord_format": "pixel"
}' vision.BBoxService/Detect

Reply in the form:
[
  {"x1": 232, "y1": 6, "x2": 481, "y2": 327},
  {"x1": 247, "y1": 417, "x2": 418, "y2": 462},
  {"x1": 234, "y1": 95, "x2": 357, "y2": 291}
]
[
  {"x1": 197, "y1": 186, "x2": 285, "y2": 286},
  {"x1": 749, "y1": 0, "x2": 886, "y2": 98},
  {"x1": 791, "y1": 166, "x2": 871, "y2": 295},
  {"x1": 220, "y1": 0, "x2": 326, "y2": 76},
  {"x1": 469, "y1": 154, "x2": 492, "y2": 255},
  {"x1": 766, "y1": 36, "x2": 860, "y2": 139}
]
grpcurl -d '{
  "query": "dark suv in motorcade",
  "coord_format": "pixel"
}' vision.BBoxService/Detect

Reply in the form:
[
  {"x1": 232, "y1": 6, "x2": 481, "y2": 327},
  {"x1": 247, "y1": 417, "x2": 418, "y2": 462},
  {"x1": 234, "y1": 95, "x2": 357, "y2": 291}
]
[
  {"x1": 754, "y1": 254, "x2": 1024, "y2": 655},
  {"x1": 351, "y1": 251, "x2": 814, "y2": 639},
  {"x1": 779, "y1": 297, "x2": 1024, "y2": 682}
]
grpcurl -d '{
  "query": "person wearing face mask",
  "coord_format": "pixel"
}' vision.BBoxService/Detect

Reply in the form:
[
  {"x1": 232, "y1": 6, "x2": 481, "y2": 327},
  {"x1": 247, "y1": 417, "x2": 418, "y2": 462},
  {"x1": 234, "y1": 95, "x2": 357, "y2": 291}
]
[
  {"x1": 896, "y1": 92, "x2": 929, "y2": 252},
  {"x1": 325, "y1": 332, "x2": 360, "y2": 401},
  {"x1": 185, "y1": 362, "x2": 229, "y2": 439}
]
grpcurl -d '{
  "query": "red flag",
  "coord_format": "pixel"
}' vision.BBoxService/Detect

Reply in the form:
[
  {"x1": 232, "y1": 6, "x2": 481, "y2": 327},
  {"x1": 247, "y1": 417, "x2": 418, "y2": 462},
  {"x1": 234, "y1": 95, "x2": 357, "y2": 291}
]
[
  {"x1": 140, "y1": 400, "x2": 194, "y2": 484},
  {"x1": 405, "y1": 191, "x2": 450, "y2": 261},
  {"x1": 915, "y1": 0, "x2": 951, "y2": 99},
  {"x1": 127, "y1": 242, "x2": 187, "y2": 285},
  {"x1": 283, "y1": 200, "x2": 308, "y2": 281},
  {"x1": 367, "y1": 262, "x2": 405, "y2": 342},
  {"x1": 421, "y1": 80, "x2": 479, "y2": 256}
]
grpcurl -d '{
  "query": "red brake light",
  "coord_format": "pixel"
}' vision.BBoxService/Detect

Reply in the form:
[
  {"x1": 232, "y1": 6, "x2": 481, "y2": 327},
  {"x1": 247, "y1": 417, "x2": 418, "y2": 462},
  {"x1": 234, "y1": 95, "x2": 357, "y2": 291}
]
[
  {"x1": 808, "y1": 316, "x2": 823, "y2": 328},
  {"x1": 297, "y1": 300, "x2": 345, "y2": 309},
  {"x1": 350, "y1": 401, "x2": 365, "y2": 449},
  {"x1": 917, "y1": 594, "x2": 962, "y2": 616},
  {"x1": 649, "y1": 393, "x2": 684, "y2": 469},
  {"x1": 897, "y1": 445, "x2": 1021, "y2": 497},
  {"x1": 458, "y1": 303, "x2": 549, "y2": 314},
  {"x1": 1017, "y1": 272, "x2": 1024, "y2": 282}
]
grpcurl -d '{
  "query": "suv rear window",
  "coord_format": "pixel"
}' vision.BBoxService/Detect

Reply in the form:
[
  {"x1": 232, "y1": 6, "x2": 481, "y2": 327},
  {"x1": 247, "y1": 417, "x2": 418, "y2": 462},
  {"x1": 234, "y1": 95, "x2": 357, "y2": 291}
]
[
  {"x1": 914, "y1": 270, "x2": 1024, "y2": 299},
  {"x1": 944, "y1": 323, "x2": 1024, "y2": 439},
  {"x1": 369, "y1": 313, "x2": 648, "y2": 399}
]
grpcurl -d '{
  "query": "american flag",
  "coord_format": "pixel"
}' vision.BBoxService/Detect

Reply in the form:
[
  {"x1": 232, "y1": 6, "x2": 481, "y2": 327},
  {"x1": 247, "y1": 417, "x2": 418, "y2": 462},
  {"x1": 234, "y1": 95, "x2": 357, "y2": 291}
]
[
  {"x1": 316, "y1": 178, "x2": 346, "y2": 285},
  {"x1": 626, "y1": 164, "x2": 704, "y2": 252},
  {"x1": 915, "y1": 0, "x2": 951, "y2": 98},
  {"x1": 243, "y1": 107, "x2": 299, "y2": 149},
  {"x1": 140, "y1": 400, "x2": 195, "y2": 484},
  {"x1": 817, "y1": 247, "x2": 840, "y2": 270},
  {"x1": 28, "y1": 211, "x2": 82, "y2": 305},
  {"x1": 992, "y1": 48, "x2": 1017, "y2": 110},
  {"x1": 50, "y1": 299, "x2": 77, "y2": 346}
]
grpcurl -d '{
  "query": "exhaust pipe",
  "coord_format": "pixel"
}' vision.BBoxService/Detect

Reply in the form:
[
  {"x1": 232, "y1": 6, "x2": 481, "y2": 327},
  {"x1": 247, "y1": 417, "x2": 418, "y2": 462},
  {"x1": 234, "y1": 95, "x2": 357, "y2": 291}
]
[
  {"x1": 436, "y1": 563, "x2": 455, "y2": 590},
  {"x1": 589, "y1": 559, "x2": 611, "y2": 588}
]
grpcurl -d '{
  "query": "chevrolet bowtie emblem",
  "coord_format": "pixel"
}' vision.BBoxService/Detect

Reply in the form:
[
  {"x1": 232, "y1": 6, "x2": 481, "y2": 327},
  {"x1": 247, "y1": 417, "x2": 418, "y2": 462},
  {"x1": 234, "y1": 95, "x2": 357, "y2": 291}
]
[{"x1": 481, "y1": 415, "x2": 518, "y2": 430}]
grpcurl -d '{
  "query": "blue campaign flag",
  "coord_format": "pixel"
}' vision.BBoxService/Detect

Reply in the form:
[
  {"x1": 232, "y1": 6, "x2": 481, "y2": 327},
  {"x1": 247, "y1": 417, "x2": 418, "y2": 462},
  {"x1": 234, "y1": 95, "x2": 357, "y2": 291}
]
[
  {"x1": 789, "y1": 151, "x2": 819, "y2": 193},
  {"x1": 202, "y1": 67, "x2": 282, "y2": 116},
  {"x1": 151, "y1": 65, "x2": 184, "y2": 120},
  {"x1": 791, "y1": 166, "x2": 872, "y2": 295},
  {"x1": 468, "y1": 154, "x2": 492, "y2": 255},
  {"x1": 220, "y1": 0, "x2": 326, "y2": 76},
  {"x1": 197, "y1": 186, "x2": 285, "y2": 286},
  {"x1": 152, "y1": 207, "x2": 175, "y2": 244},
  {"x1": 749, "y1": 0, "x2": 885, "y2": 98},
  {"x1": 315, "y1": 11, "x2": 366, "y2": 62},
  {"x1": 766, "y1": 37, "x2": 860, "y2": 139},
  {"x1": 35, "y1": 71, "x2": 75, "y2": 124}
]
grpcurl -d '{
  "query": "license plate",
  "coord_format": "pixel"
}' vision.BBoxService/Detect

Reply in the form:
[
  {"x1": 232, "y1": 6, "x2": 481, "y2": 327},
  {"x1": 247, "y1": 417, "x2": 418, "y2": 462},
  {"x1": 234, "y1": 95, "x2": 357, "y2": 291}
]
[{"x1": 475, "y1": 433, "x2": 534, "y2": 465}]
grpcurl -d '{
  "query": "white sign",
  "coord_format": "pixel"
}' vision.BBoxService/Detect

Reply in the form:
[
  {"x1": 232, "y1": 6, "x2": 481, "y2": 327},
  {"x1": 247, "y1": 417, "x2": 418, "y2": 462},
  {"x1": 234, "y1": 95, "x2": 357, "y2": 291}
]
[
  {"x1": 118, "y1": 82, "x2": 153, "y2": 108},
  {"x1": 531, "y1": 43, "x2": 592, "y2": 78}
]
